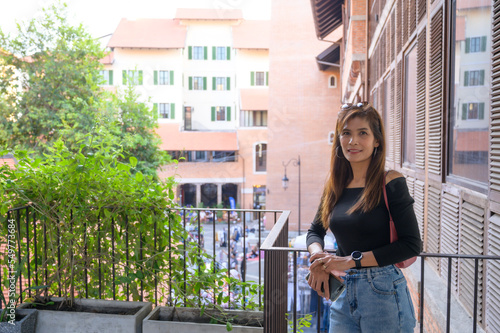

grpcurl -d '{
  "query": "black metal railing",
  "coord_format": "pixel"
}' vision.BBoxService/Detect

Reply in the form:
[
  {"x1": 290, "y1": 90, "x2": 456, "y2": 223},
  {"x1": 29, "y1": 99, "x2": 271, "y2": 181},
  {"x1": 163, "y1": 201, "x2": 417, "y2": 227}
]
[
  {"x1": 0, "y1": 205, "x2": 279, "y2": 311},
  {"x1": 261, "y1": 211, "x2": 500, "y2": 333}
]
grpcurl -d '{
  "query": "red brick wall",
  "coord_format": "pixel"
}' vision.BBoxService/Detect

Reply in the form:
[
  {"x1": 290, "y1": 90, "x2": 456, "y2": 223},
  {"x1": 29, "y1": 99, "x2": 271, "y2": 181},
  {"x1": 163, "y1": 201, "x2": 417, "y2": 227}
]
[{"x1": 267, "y1": 0, "x2": 341, "y2": 233}]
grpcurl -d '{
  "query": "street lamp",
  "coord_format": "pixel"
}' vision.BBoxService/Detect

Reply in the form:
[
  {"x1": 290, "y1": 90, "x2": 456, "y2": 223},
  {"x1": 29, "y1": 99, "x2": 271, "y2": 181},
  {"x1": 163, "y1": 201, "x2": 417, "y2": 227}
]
[{"x1": 282, "y1": 155, "x2": 301, "y2": 235}]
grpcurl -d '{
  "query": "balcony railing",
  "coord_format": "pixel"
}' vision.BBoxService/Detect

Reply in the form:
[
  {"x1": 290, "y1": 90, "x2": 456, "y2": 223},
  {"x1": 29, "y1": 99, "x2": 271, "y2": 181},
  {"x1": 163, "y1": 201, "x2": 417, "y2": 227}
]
[{"x1": 261, "y1": 208, "x2": 500, "y2": 333}]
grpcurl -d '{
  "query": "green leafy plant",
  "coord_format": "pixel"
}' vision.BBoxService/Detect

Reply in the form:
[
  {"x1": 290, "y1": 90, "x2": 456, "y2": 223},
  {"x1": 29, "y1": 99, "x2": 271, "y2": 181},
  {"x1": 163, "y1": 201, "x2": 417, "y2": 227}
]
[{"x1": 286, "y1": 313, "x2": 312, "y2": 333}]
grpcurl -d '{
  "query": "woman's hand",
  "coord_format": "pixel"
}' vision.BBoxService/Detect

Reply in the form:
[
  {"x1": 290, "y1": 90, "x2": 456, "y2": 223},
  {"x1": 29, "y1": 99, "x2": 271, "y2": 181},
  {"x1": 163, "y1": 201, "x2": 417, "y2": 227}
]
[{"x1": 307, "y1": 259, "x2": 332, "y2": 299}]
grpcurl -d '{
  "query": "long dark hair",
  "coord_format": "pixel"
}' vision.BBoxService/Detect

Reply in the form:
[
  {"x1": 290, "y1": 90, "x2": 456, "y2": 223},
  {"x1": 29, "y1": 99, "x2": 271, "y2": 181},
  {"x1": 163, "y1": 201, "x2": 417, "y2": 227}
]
[{"x1": 320, "y1": 103, "x2": 386, "y2": 230}]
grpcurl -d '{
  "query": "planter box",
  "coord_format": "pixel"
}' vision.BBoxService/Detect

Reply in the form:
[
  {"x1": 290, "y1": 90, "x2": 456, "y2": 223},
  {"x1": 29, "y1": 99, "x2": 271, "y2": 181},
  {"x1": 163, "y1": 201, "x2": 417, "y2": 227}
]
[
  {"x1": 143, "y1": 306, "x2": 263, "y2": 333},
  {"x1": 0, "y1": 308, "x2": 37, "y2": 333},
  {"x1": 20, "y1": 298, "x2": 152, "y2": 333}
]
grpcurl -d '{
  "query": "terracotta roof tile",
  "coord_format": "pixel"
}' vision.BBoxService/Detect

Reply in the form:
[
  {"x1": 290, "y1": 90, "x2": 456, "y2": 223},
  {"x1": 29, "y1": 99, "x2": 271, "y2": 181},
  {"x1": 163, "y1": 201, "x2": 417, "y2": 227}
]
[
  {"x1": 108, "y1": 19, "x2": 186, "y2": 49},
  {"x1": 233, "y1": 21, "x2": 270, "y2": 49},
  {"x1": 240, "y1": 88, "x2": 269, "y2": 111},
  {"x1": 100, "y1": 51, "x2": 114, "y2": 65},
  {"x1": 157, "y1": 123, "x2": 238, "y2": 151},
  {"x1": 175, "y1": 8, "x2": 243, "y2": 20}
]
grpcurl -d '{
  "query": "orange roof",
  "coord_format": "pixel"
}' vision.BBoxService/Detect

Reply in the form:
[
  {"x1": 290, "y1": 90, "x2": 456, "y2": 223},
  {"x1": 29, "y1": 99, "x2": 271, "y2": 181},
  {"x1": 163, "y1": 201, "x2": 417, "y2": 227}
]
[
  {"x1": 175, "y1": 8, "x2": 243, "y2": 20},
  {"x1": 157, "y1": 123, "x2": 238, "y2": 151},
  {"x1": 240, "y1": 88, "x2": 269, "y2": 111},
  {"x1": 100, "y1": 51, "x2": 114, "y2": 65},
  {"x1": 108, "y1": 19, "x2": 186, "y2": 49},
  {"x1": 455, "y1": 129, "x2": 488, "y2": 151},
  {"x1": 0, "y1": 155, "x2": 16, "y2": 168},
  {"x1": 233, "y1": 21, "x2": 270, "y2": 49}
]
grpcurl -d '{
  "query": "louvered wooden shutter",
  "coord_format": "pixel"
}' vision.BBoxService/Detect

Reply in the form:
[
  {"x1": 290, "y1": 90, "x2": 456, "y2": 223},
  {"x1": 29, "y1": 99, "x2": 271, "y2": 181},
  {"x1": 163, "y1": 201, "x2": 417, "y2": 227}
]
[
  {"x1": 109, "y1": 70, "x2": 113, "y2": 85},
  {"x1": 212, "y1": 77, "x2": 216, "y2": 90},
  {"x1": 188, "y1": 46, "x2": 192, "y2": 59},
  {"x1": 417, "y1": 0, "x2": 426, "y2": 23},
  {"x1": 487, "y1": 212, "x2": 500, "y2": 332},
  {"x1": 491, "y1": 0, "x2": 500, "y2": 196},
  {"x1": 138, "y1": 70, "x2": 143, "y2": 85},
  {"x1": 390, "y1": 10, "x2": 395, "y2": 63},
  {"x1": 204, "y1": 46, "x2": 208, "y2": 60},
  {"x1": 380, "y1": 30, "x2": 386, "y2": 75},
  {"x1": 459, "y1": 201, "x2": 485, "y2": 323},
  {"x1": 251, "y1": 72, "x2": 255, "y2": 86},
  {"x1": 416, "y1": 29, "x2": 426, "y2": 169},
  {"x1": 396, "y1": 0, "x2": 403, "y2": 54},
  {"x1": 440, "y1": 191, "x2": 459, "y2": 293},
  {"x1": 395, "y1": 61, "x2": 403, "y2": 165},
  {"x1": 402, "y1": 0, "x2": 409, "y2": 46},
  {"x1": 385, "y1": 26, "x2": 390, "y2": 70},
  {"x1": 170, "y1": 103, "x2": 175, "y2": 119},
  {"x1": 410, "y1": 0, "x2": 417, "y2": 37},
  {"x1": 481, "y1": 36, "x2": 487, "y2": 52},
  {"x1": 170, "y1": 70, "x2": 174, "y2": 85},
  {"x1": 212, "y1": 47, "x2": 216, "y2": 60},
  {"x1": 414, "y1": 179, "x2": 425, "y2": 243},
  {"x1": 203, "y1": 77, "x2": 207, "y2": 91},
  {"x1": 227, "y1": 106, "x2": 231, "y2": 121},
  {"x1": 427, "y1": 185, "x2": 441, "y2": 269},
  {"x1": 428, "y1": 7, "x2": 444, "y2": 175},
  {"x1": 154, "y1": 70, "x2": 158, "y2": 85},
  {"x1": 227, "y1": 77, "x2": 230, "y2": 90},
  {"x1": 226, "y1": 47, "x2": 231, "y2": 60},
  {"x1": 211, "y1": 107, "x2": 216, "y2": 121},
  {"x1": 189, "y1": 77, "x2": 192, "y2": 90}
]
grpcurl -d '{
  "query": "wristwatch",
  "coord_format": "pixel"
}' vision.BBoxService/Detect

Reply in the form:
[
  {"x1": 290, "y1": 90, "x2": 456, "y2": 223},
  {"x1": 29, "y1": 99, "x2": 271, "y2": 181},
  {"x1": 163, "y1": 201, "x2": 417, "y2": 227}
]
[{"x1": 351, "y1": 251, "x2": 363, "y2": 269}]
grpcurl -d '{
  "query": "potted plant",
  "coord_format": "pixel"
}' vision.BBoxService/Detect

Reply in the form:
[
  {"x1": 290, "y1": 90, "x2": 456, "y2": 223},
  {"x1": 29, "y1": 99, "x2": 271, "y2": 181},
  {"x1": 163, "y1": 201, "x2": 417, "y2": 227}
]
[{"x1": 0, "y1": 136, "x2": 186, "y2": 332}]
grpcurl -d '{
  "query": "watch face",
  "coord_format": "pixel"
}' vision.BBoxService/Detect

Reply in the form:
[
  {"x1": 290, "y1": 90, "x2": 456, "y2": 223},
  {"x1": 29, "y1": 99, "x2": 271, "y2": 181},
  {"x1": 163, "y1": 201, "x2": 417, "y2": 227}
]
[{"x1": 352, "y1": 251, "x2": 362, "y2": 260}]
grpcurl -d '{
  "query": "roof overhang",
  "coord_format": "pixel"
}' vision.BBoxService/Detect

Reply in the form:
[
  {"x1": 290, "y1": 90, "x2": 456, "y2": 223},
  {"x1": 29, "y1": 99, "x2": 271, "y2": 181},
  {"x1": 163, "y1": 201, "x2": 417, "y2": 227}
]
[
  {"x1": 310, "y1": 0, "x2": 344, "y2": 40},
  {"x1": 240, "y1": 88, "x2": 269, "y2": 111},
  {"x1": 316, "y1": 43, "x2": 340, "y2": 71},
  {"x1": 157, "y1": 124, "x2": 238, "y2": 151}
]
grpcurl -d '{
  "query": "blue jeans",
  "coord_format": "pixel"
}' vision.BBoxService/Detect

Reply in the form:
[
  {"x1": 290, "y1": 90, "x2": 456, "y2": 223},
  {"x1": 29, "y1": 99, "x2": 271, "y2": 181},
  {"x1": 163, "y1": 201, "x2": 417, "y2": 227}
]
[{"x1": 329, "y1": 265, "x2": 416, "y2": 333}]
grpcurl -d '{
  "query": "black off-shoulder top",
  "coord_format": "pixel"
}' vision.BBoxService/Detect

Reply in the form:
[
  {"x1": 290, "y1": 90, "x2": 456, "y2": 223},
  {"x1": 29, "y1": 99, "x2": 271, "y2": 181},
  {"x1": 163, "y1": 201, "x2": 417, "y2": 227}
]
[{"x1": 306, "y1": 177, "x2": 422, "y2": 267}]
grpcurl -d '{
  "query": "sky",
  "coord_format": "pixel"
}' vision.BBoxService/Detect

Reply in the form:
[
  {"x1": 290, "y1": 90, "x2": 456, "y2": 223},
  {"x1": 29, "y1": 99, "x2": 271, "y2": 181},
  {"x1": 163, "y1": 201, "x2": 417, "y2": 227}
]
[{"x1": 0, "y1": 0, "x2": 271, "y2": 43}]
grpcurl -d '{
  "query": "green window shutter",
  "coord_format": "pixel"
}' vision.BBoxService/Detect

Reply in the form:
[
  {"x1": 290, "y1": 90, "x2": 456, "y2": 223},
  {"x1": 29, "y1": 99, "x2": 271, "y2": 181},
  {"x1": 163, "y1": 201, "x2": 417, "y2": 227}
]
[
  {"x1": 464, "y1": 71, "x2": 469, "y2": 86},
  {"x1": 462, "y1": 104, "x2": 467, "y2": 120},
  {"x1": 212, "y1": 46, "x2": 216, "y2": 60},
  {"x1": 109, "y1": 70, "x2": 113, "y2": 85},
  {"x1": 226, "y1": 47, "x2": 231, "y2": 60},
  {"x1": 227, "y1": 77, "x2": 230, "y2": 90},
  {"x1": 204, "y1": 46, "x2": 207, "y2": 60},
  {"x1": 479, "y1": 103, "x2": 485, "y2": 119},
  {"x1": 203, "y1": 77, "x2": 207, "y2": 90},
  {"x1": 188, "y1": 46, "x2": 192, "y2": 59},
  {"x1": 139, "y1": 70, "x2": 143, "y2": 85},
  {"x1": 479, "y1": 70, "x2": 485, "y2": 85},
  {"x1": 153, "y1": 103, "x2": 158, "y2": 114},
  {"x1": 170, "y1": 70, "x2": 174, "y2": 85},
  {"x1": 189, "y1": 77, "x2": 193, "y2": 90},
  {"x1": 227, "y1": 106, "x2": 231, "y2": 121},
  {"x1": 465, "y1": 38, "x2": 470, "y2": 53},
  {"x1": 154, "y1": 70, "x2": 158, "y2": 85},
  {"x1": 266, "y1": 71, "x2": 269, "y2": 86},
  {"x1": 122, "y1": 70, "x2": 127, "y2": 85},
  {"x1": 211, "y1": 107, "x2": 216, "y2": 121},
  {"x1": 170, "y1": 103, "x2": 175, "y2": 119},
  {"x1": 481, "y1": 36, "x2": 487, "y2": 52},
  {"x1": 251, "y1": 72, "x2": 255, "y2": 86},
  {"x1": 212, "y1": 77, "x2": 216, "y2": 90}
]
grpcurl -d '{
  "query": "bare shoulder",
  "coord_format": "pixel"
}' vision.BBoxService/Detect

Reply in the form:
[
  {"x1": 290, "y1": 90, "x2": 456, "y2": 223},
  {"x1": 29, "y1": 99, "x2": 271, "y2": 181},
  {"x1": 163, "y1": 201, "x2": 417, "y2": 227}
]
[{"x1": 385, "y1": 170, "x2": 404, "y2": 184}]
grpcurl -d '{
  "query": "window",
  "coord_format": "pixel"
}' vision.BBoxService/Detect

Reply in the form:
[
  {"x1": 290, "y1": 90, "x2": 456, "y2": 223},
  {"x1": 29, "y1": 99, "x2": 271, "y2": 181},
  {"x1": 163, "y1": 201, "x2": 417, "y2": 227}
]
[
  {"x1": 211, "y1": 106, "x2": 231, "y2": 122},
  {"x1": 212, "y1": 151, "x2": 236, "y2": 162},
  {"x1": 449, "y1": 1, "x2": 491, "y2": 184},
  {"x1": 464, "y1": 70, "x2": 485, "y2": 86},
  {"x1": 328, "y1": 75, "x2": 337, "y2": 88},
  {"x1": 403, "y1": 44, "x2": 417, "y2": 167},
  {"x1": 256, "y1": 72, "x2": 265, "y2": 86},
  {"x1": 193, "y1": 77, "x2": 204, "y2": 90},
  {"x1": 216, "y1": 106, "x2": 226, "y2": 121},
  {"x1": 465, "y1": 36, "x2": 487, "y2": 53},
  {"x1": 193, "y1": 46, "x2": 203, "y2": 60},
  {"x1": 99, "y1": 70, "x2": 113, "y2": 85},
  {"x1": 241, "y1": 111, "x2": 267, "y2": 127},
  {"x1": 461, "y1": 102, "x2": 485, "y2": 120},
  {"x1": 215, "y1": 77, "x2": 227, "y2": 91},
  {"x1": 194, "y1": 151, "x2": 207, "y2": 161},
  {"x1": 159, "y1": 71, "x2": 170, "y2": 85},
  {"x1": 122, "y1": 70, "x2": 143, "y2": 85},
  {"x1": 251, "y1": 71, "x2": 268, "y2": 86},
  {"x1": 255, "y1": 143, "x2": 267, "y2": 172},
  {"x1": 216, "y1": 47, "x2": 226, "y2": 60},
  {"x1": 154, "y1": 103, "x2": 175, "y2": 119},
  {"x1": 159, "y1": 103, "x2": 170, "y2": 119}
]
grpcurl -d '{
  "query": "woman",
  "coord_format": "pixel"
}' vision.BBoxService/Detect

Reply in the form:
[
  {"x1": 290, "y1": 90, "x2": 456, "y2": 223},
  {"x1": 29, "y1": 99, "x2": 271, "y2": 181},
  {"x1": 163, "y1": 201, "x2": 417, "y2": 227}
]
[{"x1": 306, "y1": 102, "x2": 421, "y2": 332}]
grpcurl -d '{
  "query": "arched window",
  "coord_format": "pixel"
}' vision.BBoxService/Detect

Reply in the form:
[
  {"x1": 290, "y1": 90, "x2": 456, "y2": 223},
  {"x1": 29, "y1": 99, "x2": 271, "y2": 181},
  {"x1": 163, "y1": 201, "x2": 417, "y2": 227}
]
[{"x1": 328, "y1": 75, "x2": 337, "y2": 88}]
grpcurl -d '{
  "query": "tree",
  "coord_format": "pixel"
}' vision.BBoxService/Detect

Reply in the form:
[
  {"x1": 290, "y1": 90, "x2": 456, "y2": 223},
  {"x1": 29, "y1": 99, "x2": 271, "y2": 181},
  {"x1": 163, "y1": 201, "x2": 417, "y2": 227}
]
[{"x1": 0, "y1": 2, "x2": 168, "y2": 176}]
